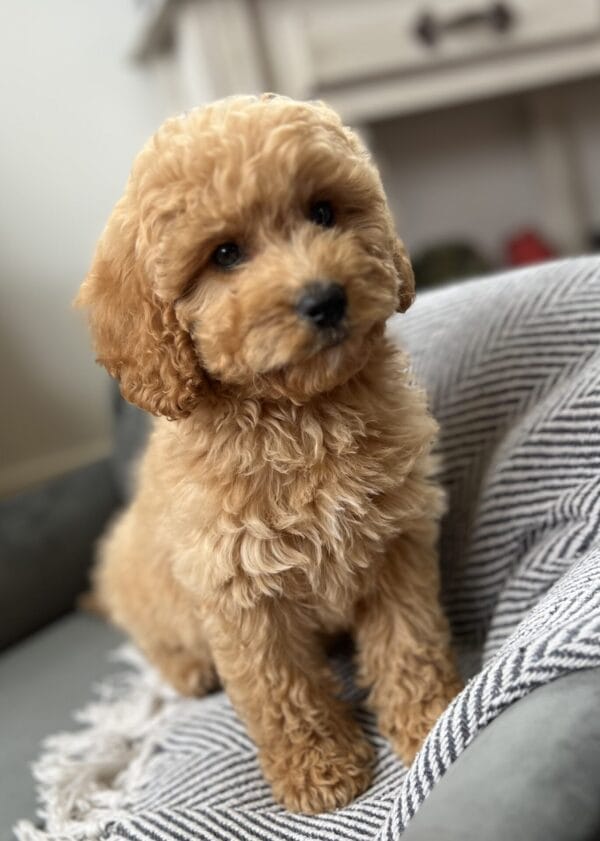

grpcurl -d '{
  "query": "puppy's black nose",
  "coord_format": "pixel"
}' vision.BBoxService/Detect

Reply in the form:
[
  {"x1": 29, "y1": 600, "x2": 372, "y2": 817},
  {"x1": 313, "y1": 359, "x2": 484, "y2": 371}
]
[{"x1": 296, "y1": 282, "x2": 347, "y2": 329}]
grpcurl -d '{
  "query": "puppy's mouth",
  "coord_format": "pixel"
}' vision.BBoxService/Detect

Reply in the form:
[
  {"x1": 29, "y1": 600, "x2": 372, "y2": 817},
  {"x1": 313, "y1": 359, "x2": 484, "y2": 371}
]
[{"x1": 311, "y1": 324, "x2": 349, "y2": 354}]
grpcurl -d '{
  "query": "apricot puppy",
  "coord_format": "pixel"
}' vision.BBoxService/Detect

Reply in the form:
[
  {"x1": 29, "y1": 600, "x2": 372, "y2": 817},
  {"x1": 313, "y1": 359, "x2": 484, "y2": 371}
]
[{"x1": 77, "y1": 95, "x2": 462, "y2": 813}]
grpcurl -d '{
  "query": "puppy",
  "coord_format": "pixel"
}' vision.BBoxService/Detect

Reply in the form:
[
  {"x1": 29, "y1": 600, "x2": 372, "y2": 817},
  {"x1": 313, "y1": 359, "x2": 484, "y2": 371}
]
[{"x1": 77, "y1": 95, "x2": 462, "y2": 814}]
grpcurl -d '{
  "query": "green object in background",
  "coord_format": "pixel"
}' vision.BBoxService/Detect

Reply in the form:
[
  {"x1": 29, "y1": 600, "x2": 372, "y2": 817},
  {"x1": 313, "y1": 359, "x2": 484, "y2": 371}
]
[{"x1": 413, "y1": 242, "x2": 492, "y2": 288}]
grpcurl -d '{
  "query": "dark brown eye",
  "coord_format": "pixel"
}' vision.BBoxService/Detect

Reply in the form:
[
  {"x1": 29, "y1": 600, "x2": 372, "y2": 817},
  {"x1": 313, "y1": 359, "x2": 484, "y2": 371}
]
[
  {"x1": 212, "y1": 242, "x2": 244, "y2": 269},
  {"x1": 309, "y1": 200, "x2": 335, "y2": 228}
]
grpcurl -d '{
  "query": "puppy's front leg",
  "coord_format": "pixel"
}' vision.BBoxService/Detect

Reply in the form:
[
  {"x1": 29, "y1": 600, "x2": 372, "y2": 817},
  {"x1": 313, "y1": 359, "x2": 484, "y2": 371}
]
[
  {"x1": 207, "y1": 599, "x2": 373, "y2": 813},
  {"x1": 355, "y1": 525, "x2": 463, "y2": 765}
]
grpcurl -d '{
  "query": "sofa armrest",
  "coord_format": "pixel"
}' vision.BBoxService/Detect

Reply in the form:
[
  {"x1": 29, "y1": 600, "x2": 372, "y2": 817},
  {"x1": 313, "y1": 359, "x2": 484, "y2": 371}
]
[
  {"x1": 0, "y1": 459, "x2": 119, "y2": 651},
  {"x1": 402, "y1": 668, "x2": 600, "y2": 841}
]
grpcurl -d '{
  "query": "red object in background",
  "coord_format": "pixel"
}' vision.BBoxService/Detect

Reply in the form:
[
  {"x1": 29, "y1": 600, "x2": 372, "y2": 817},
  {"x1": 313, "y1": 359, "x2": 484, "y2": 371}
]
[{"x1": 506, "y1": 230, "x2": 558, "y2": 267}]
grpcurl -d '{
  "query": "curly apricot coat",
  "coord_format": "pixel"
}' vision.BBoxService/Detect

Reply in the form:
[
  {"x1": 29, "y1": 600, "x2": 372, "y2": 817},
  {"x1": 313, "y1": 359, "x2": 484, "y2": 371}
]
[{"x1": 76, "y1": 95, "x2": 461, "y2": 814}]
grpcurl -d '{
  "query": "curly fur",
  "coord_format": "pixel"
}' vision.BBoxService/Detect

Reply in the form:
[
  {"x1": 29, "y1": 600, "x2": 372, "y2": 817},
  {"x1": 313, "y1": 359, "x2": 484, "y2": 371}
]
[{"x1": 76, "y1": 95, "x2": 461, "y2": 813}]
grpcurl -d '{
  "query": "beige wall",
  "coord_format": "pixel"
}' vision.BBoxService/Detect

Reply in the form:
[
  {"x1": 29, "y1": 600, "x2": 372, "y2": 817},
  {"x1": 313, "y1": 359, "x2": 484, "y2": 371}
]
[{"x1": 0, "y1": 1, "x2": 171, "y2": 496}]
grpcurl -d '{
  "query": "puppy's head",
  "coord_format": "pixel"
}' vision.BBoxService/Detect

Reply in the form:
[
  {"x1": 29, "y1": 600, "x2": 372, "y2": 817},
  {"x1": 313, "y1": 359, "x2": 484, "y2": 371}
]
[{"x1": 77, "y1": 96, "x2": 414, "y2": 415}]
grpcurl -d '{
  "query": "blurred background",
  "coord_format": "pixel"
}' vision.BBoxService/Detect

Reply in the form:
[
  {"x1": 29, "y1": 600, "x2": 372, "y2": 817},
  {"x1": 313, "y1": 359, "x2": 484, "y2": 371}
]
[{"x1": 2, "y1": 0, "x2": 600, "y2": 501}]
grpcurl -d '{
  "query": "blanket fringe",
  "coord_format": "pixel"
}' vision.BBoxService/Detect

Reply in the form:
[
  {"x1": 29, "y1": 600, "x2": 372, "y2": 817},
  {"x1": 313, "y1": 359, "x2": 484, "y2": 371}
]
[{"x1": 14, "y1": 646, "x2": 174, "y2": 841}]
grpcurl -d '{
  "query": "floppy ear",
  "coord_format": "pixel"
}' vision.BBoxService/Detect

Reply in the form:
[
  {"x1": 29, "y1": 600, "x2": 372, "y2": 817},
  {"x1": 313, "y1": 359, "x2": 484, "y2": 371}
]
[
  {"x1": 393, "y1": 237, "x2": 416, "y2": 313},
  {"x1": 75, "y1": 203, "x2": 204, "y2": 420}
]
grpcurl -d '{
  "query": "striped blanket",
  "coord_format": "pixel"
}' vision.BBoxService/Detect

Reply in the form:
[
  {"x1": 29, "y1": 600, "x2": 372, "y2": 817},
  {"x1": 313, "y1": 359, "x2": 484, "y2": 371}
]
[{"x1": 16, "y1": 257, "x2": 600, "y2": 841}]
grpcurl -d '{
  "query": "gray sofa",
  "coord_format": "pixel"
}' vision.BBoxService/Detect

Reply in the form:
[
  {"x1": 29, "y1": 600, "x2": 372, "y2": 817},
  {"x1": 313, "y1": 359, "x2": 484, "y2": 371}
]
[
  {"x1": 3, "y1": 259, "x2": 600, "y2": 840},
  {"x1": 1, "y1": 398, "x2": 148, "y2": 833}
]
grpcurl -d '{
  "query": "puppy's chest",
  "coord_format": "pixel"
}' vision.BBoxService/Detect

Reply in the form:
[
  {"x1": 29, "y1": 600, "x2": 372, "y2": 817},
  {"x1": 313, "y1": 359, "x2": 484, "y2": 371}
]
[
  {"x1": 227, "y1": 407, "x2": 392, "y2": 515},
  {"x1": 195, "y1": 403, "x2": 410, "y2": 604}
]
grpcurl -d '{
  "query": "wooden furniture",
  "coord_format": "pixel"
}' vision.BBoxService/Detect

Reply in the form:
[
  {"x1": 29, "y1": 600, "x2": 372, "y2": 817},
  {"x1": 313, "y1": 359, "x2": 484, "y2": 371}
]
[{"x1": 131, "y1": 0, "x2": 600, "y2": 254}]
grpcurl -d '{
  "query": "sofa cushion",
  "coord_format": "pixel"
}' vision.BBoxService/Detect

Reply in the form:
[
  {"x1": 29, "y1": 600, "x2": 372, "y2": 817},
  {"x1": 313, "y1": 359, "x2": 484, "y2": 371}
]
[
  {"x1": 110, "y1": 387, "x2": 149, "y2": 503},
  {"x1": 0, "y1": 613, "x2": 123, "y2": 832}
]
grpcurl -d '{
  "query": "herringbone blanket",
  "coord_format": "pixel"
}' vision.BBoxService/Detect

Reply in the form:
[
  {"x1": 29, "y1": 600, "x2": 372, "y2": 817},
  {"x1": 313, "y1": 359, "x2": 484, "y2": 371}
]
[{"x1": 16, "y1": 258, "x2": 600, "y2": 840}]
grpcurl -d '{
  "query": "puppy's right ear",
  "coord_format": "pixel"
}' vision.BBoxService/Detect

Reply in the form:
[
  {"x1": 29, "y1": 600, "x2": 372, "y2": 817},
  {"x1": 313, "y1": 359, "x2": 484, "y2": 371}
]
[
  {"x1": 75, "y1": 202, "x2": 204, "y2": 419},
  {"x1": 393, "y1": 237, "x2": 416, "y2": 314}
]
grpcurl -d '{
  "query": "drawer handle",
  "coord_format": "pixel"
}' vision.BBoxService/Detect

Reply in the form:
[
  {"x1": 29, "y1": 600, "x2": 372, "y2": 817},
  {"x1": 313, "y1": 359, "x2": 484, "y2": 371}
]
[{"x1": 415, "y1": 2, "x2": 514, "y2": 46}]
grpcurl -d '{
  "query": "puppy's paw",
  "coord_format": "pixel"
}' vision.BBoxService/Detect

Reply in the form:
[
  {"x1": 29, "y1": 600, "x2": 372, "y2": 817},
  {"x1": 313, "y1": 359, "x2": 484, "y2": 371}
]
[
  {"x1": 154, "y1": 647, "x2": 219, "y2": 697},
  {"x1": 261, "y1": 724, "x2": 374, "y2": 813},
  {"x1": 386, "y1": 676, "x2": 463, "y2": 766}
]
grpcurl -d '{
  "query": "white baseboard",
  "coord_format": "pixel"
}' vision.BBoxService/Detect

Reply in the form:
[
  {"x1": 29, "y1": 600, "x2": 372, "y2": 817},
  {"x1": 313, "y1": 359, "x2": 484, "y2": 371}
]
[{"x1": 0, "y1": 438, "x2": 112, "y2": 499}]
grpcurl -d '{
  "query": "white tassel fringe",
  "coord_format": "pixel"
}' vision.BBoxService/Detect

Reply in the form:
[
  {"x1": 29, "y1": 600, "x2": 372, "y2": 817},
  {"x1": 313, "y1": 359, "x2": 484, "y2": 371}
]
[{"x1": 13, "y1": 646, "x2": 175, "y2": 841}]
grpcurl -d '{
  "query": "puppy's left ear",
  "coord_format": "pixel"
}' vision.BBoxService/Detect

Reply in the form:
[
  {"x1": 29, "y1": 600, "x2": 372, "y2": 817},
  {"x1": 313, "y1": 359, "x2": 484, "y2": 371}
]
[{"x1": 392, "y1": 237, "x2": 415, "y2": 313}]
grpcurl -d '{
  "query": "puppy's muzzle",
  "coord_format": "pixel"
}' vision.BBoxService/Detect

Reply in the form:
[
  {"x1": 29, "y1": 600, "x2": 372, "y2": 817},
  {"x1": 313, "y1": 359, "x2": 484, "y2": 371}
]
[{"x1": 296, "y1": 281, "x2": 347, "y2": 330}]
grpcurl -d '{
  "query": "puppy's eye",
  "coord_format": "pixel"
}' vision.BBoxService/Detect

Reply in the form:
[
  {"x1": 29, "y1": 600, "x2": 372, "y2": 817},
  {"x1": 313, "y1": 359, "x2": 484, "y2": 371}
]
[
  {"x1": 212, "y1": 242, "x2": 244, "y2": 269},
  {"x1": 309, "y1": 200, "x2": 335, "y2": 228}
]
